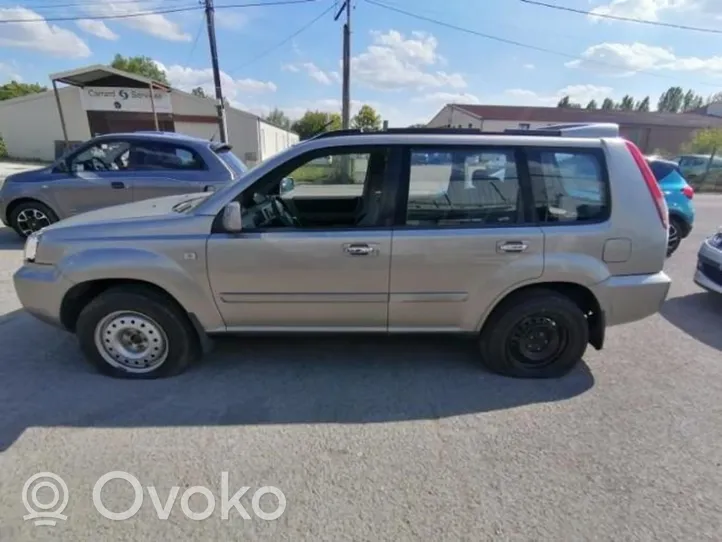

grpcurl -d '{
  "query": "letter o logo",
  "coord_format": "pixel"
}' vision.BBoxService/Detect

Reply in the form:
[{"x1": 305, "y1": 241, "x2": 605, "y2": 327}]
[{"x1": 93, "y1": 471, "x2": 143, "y2": 521}]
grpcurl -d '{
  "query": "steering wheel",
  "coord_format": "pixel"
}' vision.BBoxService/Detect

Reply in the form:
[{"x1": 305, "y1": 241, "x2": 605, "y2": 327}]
[
  {"x1": 90, "y1": 157, "x2": 108, "y2": 171},
  {"x1": 271, "y1": 196, "x2": 301, "y2": 227}
]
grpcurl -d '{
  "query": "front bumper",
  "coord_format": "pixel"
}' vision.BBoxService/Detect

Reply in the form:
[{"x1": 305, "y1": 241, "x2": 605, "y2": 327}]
[
  {"x1": 13, "y1": 263, "x2": 74, "y2": 329},
  {"x1": 694, "y1": 238, "x2": 722, "y2": 294}
]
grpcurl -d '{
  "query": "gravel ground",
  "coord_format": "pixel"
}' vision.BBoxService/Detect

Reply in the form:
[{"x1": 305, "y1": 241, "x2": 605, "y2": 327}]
[{"x1": 0, "y1": 197, "x2": 720, "y2": 541}]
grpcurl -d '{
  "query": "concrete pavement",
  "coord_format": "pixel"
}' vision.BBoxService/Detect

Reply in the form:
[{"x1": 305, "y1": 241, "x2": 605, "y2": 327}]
[{"x1": 0, "y1": 197, "x2": 720, "y2": 540}]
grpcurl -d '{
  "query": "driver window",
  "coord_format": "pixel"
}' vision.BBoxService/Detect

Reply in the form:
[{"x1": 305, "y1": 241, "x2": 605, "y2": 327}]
[
  {"x1": 242, "y1": 149, "x2": 389, "y2": 230},
  {"x1": 69, "y1": 141, "x2": 130, "y2": 172}
]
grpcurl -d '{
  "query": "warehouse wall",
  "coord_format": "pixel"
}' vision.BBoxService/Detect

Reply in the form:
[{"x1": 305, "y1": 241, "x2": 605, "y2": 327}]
[
  {"x1": 0, "y1": 87, "x2": 90, "y2": 161},
  {"x1": 258, "y1": 120, "x2": 299, "y2": 161}
]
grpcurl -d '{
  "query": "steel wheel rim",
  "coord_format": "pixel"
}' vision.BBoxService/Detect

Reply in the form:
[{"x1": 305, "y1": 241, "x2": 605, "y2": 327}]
[
  {"x1": 668, "y1": 223, "x2": 680, "y2": 252},
  {"x1": 16, "y1": 208, "x2": 51, "y2": 236},
  {"x1": 94, "y1": 310, "x2": 169, "y2": 373},
  {"x1": 507, "y1": 315, "x2": 568, "y2": 369}
]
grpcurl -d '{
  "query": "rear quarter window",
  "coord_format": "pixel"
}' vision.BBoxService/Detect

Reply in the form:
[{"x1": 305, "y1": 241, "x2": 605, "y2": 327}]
[
  {"x1": 527, "y1": 149, "x2": 609, "y2": 224},
  {"x1": 647, "y1": 160, "x2": 677, "y2": 181}
]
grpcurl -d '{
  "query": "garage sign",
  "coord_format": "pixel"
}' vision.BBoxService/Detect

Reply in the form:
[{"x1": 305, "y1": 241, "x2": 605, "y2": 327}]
[{"x1": 80, "y1": 86, "x2": 173, "y2": 113}]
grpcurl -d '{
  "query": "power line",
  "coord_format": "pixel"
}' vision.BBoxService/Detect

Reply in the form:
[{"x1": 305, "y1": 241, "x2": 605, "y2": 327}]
[
  {"x1": 228, "y1": 2, "x2": 334, "y2": 73},
  {"x1": 519, "y1": 0, "x2": 722, "y2": 35},
  {"x1": 184, "y1": 13, "x2": 207, "y2": 65},
  {"x1": 0, "y1": 0, "x2": 315, "y2": 24},
  {"x1": 364, "y1": 0, "x2": 722, "y2": 88}
]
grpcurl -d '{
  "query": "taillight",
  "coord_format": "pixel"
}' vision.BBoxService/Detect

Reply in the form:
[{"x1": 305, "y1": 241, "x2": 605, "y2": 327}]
[
  {"x1": 624, "y1": 140, "x2": 668, "y2": 230},
  {"x1": 682, "y1": 185, "x2": 694, "y2": 199}
]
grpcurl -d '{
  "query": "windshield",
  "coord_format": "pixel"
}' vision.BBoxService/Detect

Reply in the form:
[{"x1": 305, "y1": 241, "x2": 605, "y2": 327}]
[{"x1": 215, "y1": 149, "x2": 248, "y2": 178}]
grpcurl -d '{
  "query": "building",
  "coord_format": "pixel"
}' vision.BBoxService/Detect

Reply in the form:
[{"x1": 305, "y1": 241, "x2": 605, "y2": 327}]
[
  {"x1": 0, "y1": 64, "x2": 298, "y2": 164},
  {"x1": 427, "y1": 104, "x2": 722, "y2": 154}
]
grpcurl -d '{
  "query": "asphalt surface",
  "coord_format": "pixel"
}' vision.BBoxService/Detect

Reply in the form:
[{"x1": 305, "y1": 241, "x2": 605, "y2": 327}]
[{"x1": 0, "y1": 197, "x2": 721, "y2": 541}]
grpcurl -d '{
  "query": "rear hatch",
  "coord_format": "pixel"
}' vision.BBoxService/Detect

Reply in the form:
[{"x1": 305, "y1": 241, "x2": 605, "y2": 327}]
[{"x1": 212, "y1": 143, "x2": 248, "y2": 180}]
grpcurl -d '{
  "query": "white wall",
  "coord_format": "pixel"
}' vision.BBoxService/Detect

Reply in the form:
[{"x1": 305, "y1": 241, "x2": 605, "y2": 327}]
[
  {"x1": 174, "y1": 121, "x2": 218, "y2": 140},
  {"x1": 225, "y1": 109, "x2": 260, "y2": 165},
  {"x1": 0, "y1": 87, "x2": 90, "y2": 161},
  {"x1": 258, "y1": 120, "x2": 299, "y2": 161},
  {"x1": 427, "y1": 105, "x2": 561, "y2": 132}
]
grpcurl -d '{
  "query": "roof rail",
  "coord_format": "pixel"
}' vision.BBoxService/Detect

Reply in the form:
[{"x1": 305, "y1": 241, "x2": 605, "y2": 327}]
[{"x1": 504, "y1": 122, "x2": 620, "y2": 137}]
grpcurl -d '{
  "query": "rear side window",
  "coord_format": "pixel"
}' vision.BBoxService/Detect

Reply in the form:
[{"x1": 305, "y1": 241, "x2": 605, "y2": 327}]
[
  {"x1": 128, "y1": 142, "x2": 206, "y2": 171},
  {"x1": 527, "y1": 150, "x2": 609, "y2": 223},
  {"x1": 404, "y1": 147, "x2": 522, "y2": 227}
]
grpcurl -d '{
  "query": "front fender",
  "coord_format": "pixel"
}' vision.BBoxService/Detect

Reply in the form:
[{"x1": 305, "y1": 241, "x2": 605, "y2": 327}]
[{"x1": 58, "y1": 247, "x2": 225, "y2": 331}]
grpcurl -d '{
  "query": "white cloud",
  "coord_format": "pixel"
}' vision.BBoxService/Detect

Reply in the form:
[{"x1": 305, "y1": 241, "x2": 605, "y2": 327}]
[
  {"x1": 0, "y1": 7, "x2": 91, "y2": 58},
  {"x1": 523, "y1": 63, "x2": 535, "y2": 70},
  {"x1": 504, "y1": 84, "x2": 615, "y2": 106},
  {"x1": 156, "y1": 62, "x2": 277, "y2": 106},
  {"x1": 412, "y1": 92, "x2": 480, "y2": 104},
  {"x1": 283, "y1": 62, "x2": 340, "y2": 85},
  {"x1": 83, "y1": 1, "x2": 190, "y2": 42},
  {"x1": 589, "y1": 0, "x2": 721, "y2": 21},
  {"x1": 351, "y1": 29, "x2": 466, "y2": 90},
  {"x1": 76, "y1": 19, "x2": 119, "y2": 40},
  {"x1": 0, "y1": 62, "x2": 23, "y2": 81},
  {"x1": 568, "y1": 41, "x2": 722, "y2": 76}
]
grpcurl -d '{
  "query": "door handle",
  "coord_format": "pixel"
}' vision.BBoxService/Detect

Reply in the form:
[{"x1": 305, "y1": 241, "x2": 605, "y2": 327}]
[
  {"x1": 498, "y1": 241, "x2": 529, "y2": 253},
  {"x1": 111, "y1": 181, "x2": 126, "y2": 189},
  {"x1": 344, "y1": 244, "x2": 375, "y2": 256}
]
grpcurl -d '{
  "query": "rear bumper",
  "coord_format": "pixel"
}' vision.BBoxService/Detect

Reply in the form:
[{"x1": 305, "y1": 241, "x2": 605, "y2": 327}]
[{"x1": 592, "y1": 271, "x2": 672, "y2": 327}]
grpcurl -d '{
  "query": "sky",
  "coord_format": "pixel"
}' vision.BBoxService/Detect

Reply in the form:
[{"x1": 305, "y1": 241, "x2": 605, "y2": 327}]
[{"x1": 1, "y1": 0, "x2": 722, "y2": 126}]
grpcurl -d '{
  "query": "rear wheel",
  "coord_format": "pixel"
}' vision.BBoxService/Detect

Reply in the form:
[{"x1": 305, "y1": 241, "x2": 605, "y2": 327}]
[
  {"x1": 667, "y1": 217, "x2": 683, "y2": 257},
  {"x1": 9, "y1": 201, "x2": 58, "y2": 238},
  {"x1": 479, "y1": 289, "x2": 589, "y2": 378},
  {"x1": 76, "y1": 286, "x2": 201, "y2": 379}
]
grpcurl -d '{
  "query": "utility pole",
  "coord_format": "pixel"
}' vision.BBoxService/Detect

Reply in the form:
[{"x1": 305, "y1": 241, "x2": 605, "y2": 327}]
[
  {"x1": 204, "y1": 0, "x2": 228, "y2": 143},
  {"x1": 335, "y1": 1, "x2": 351, "y2": 129}
]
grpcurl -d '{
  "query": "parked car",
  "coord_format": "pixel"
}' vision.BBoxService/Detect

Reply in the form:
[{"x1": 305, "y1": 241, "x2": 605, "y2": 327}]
[
  {"x1": 646, "y1": 157, "x2": 695, "y2": 256},
  {"x1": 0, "y1": 131, "x2": 248, "y2": 238},
  {"x1": 694, "y1": 228, "x2": 722, "y2": 295},
  {"x1": 14, "y1": 124, "x2": 671, "y2": 380}
]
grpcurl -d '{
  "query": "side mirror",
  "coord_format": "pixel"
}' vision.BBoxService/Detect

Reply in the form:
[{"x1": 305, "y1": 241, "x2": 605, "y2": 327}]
[
  {"x1": 279, "y1": 177, "x2": 295, "y2": 195},
  {"x1": 222, "y1": 201, "x2": 242, "y2": 233}
]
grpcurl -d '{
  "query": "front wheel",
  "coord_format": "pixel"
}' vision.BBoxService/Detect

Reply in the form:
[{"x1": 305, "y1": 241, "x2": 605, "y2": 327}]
[
  {"x1": 9, "y1": 201, "x2": 58, "y2": 238},
  {"x1": 76, "y1": 287, "x2": 201, "y2": 379},
  {"x1": 479, "y1": 289, "x2": 589, "y2": 378}
]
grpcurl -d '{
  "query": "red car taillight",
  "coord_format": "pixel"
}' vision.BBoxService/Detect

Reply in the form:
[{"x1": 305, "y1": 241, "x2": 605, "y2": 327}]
[
  {"x1": 682, "y1": 185, "x2": 694, "y2": 199},
  {"x1": 625, "y1": 140, "x2": 669, "y2": 230}
]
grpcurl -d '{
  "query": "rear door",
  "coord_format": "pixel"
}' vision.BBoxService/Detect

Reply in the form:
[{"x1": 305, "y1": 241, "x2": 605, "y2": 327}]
[
  {"x1": 387, "y1": 145, "x2": 544, "y2": 332},
  {"x1": 127, "y1": 141, "x2": 212, "y2": 202}
]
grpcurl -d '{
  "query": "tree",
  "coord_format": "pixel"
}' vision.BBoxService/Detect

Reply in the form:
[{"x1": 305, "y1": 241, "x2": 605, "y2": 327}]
[
  {"x1": 619, "y1": 95, "x2": 635, "y2": 111},
  {"x1": 110, "y1": 54, "x2": 169, "y2": 84},
  {"x1": 191, "y1": 87, "x2": 206, "y2": 98},
  {"x1": 351, "y1": 104, "x2": 382, "y2": 131},
  {"x1": 682, "y1": 128, "x2": 722, "y2": 154},
  {"x1": 0, "y1": 81, "x2": 47, "y2": 101},
  {"x1": 657, "y1": 86, "x2": 684, "y2": 113},
  {"x1": 291, "y1": 110, "x2": 342, "y2": 140},
  {"x1": 601, "y1": 98, "x2": 615, "y2": 110},
  {"x1": 635, "y1": 96, "x2": 650, "y2": 112},
  {"x1": 707, "y1": 91, "x2": 722, "y2": 105},
  {"x1": 557, "y1": 95, "x2": 580, "y2": 108},
  {"x1": 585, "y1": 100, "x2": 598, "y2": 110},
  {"x1": 682, "y1": 89, "x2": 704, "y2": 112},
  {"x1": 408, "y1": 123, "x2": 427, "y2": 128},
  {"x1": 265, "y1": 107, "x2": 291, "y2": 129}
]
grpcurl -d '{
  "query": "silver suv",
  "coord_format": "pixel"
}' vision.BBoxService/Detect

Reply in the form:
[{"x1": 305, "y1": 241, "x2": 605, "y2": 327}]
[{"x1": 13, "y1": 125, "x2": 672, "y2": 379}]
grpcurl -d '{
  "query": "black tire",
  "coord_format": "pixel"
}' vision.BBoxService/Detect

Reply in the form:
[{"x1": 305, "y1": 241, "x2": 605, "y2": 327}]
[
  {"x1": 666, "y1": 217, "x2": 683, "y2": 257},
  {"x1": 8, "y1": 200, "x2": 59, "y2": 239},
  {"x1": 76, "y1": 286, "x2": 201, "y2": 379},
  {"x1": 479, "y1": 288, "x2": 589, "y2": 379}
]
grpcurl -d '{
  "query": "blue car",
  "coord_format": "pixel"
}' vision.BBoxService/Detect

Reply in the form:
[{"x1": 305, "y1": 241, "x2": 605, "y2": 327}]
[{"x1": 646, "y1": 157, "x2": 695, "y2": 256}]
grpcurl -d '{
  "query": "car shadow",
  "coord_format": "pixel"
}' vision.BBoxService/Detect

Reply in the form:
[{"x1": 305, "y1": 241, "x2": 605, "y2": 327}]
[
  {"x1": 0, "y1": 311, "x2": 595, "y2": 451},
  {"x1": 661, "y1": 292, "x2": 722, "y2": 351},
  {"x1": 0, "y1": 226, "x2": 23, "y2": 251}
]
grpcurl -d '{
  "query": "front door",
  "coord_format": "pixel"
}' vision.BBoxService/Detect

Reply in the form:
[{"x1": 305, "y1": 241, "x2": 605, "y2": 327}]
[
  {"x1": 54, "y1": 139, "x2": 134, "y2": 217},
  {"x1": 388, "y1": 146, "x2": 544, "y2": 332},
  {"x1": 207, "y1": 146, "x2": 395, "y2": 330}
]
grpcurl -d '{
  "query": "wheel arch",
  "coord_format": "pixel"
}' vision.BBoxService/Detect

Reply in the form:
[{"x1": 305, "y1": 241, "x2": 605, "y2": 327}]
[
  {"x1": 477, "y1": 281, "x2": 605, "y2": 350},
  {"x1": 5, "y1": 197, "x2": 58, "y2": 223}
]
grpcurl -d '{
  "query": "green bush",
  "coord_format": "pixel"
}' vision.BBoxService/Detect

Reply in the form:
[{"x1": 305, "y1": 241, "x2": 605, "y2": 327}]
[{"x1": 0, "y1": 136, "x2": 7, "y2": 159}]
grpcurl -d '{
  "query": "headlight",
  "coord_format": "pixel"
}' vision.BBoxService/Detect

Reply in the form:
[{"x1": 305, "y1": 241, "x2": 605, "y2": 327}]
[{"x1": 24, "y1": 232, "x2": 40, "y2": 262}]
